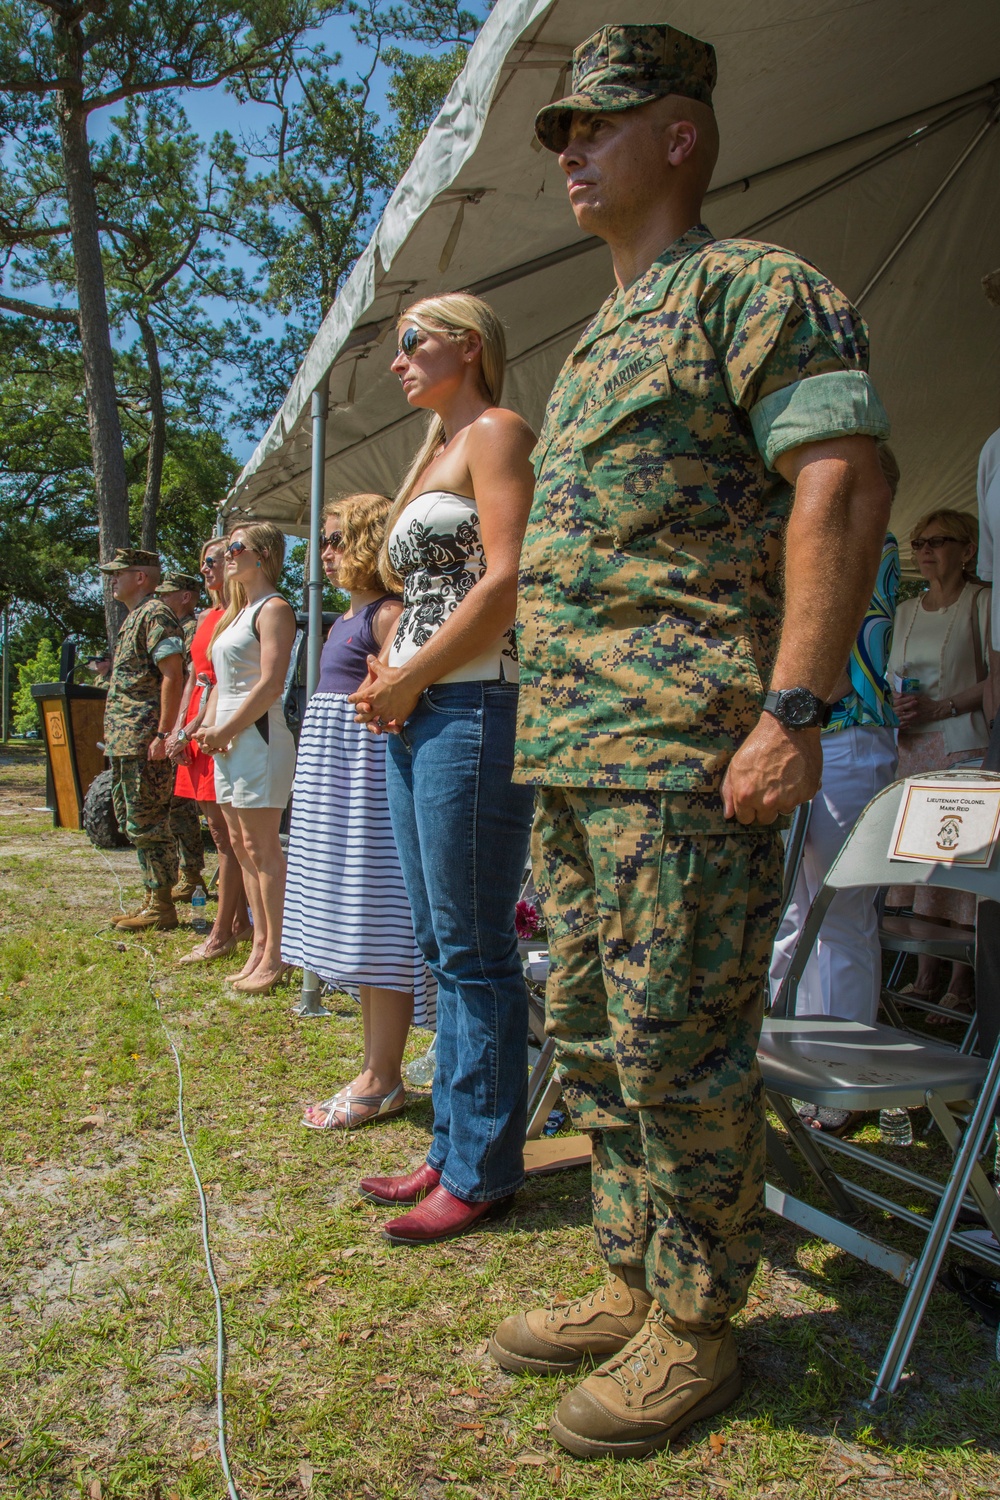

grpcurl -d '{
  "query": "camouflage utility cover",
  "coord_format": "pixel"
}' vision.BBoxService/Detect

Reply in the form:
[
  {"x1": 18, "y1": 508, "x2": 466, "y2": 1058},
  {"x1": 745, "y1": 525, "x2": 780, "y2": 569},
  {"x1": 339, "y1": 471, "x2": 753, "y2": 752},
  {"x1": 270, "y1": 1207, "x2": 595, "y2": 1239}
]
[
  {"x1": 535, "y1": 23, "x2": 717, "y2": 153},
  {"x1": 515, "y1": 224, "x2": 890, "y2": 798},
  {"x1": 104, "y1": 595, "x2": 183, "y2": 756}
]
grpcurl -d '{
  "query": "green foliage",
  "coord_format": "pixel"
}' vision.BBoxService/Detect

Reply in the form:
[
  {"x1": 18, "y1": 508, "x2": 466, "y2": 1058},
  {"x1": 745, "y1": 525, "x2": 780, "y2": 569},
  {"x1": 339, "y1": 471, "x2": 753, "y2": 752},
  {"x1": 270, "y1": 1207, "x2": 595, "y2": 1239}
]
[
  {"x1": 0, "y1": 1, "x2": 486, "y2": 643},
  {"x1": 12, "y1": 637, "x2": 60, "y2": 734},
  {"x1": 383, "y1": 44, "x2": 469, "y2": 178},
  {"x1": 220, "y1": 5, "x2": 480, "y2": 431},
  {"x1": 897, "y1": 576, "x2": 926, "y2": 603},
  {"x1": 132, "y1": 429, "x2": 240, "y2": 570}
]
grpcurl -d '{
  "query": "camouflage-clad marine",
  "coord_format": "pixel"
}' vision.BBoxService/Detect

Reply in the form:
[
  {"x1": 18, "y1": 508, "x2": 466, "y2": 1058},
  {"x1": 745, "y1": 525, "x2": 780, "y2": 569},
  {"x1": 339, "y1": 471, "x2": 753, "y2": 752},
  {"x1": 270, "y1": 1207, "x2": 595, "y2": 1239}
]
[
  {"x1": 155, "y1": 572, "x2": 205, "y2": 897},
  {"x1": 490, "y1": 23, "x2": 890, "y2": 1459},
  {"x1": 101, "y1": 549, "x2": 185, "y2": 928}
]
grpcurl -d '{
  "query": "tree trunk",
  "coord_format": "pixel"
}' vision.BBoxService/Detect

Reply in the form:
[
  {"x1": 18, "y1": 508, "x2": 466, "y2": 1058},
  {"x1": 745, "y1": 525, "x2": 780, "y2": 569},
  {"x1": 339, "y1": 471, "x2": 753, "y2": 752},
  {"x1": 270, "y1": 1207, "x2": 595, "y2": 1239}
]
[
  {"x1": 137, "y1": 313, "x2": 165, "y2": 554},
  {"x1": 54, "y1": 71, "x2": 130, "y2": 645}
]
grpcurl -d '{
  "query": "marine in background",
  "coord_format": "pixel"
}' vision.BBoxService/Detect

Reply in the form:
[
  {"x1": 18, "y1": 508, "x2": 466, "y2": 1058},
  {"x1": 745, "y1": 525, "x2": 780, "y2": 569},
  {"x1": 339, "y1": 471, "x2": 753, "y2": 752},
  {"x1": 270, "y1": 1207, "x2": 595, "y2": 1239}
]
[{"x1": 100, "y1": 549, "x2": 185, "y2": 931}]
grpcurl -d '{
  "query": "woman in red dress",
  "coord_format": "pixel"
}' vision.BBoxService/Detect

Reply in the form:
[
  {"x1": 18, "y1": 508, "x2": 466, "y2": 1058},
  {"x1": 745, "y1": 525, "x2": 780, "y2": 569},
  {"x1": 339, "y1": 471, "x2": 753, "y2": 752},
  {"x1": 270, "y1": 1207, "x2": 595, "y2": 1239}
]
[{"x1": 168, "y1": 538, "x2": 251, "y2": 963}]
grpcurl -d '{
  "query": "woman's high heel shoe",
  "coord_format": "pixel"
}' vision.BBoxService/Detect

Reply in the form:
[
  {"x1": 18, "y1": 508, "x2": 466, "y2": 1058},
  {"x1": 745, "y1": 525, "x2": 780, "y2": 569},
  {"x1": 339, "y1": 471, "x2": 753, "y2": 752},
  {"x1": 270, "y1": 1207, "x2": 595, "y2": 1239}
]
[
  {"x1": 232, "y1": 962, "x2": 294, "y2": 995},
  {"x1": 178, "y1": 932, "x2": 244, "y2": 965},
  {"x1": 225, "y1": 952, "x2": 264, "y2": 984}
]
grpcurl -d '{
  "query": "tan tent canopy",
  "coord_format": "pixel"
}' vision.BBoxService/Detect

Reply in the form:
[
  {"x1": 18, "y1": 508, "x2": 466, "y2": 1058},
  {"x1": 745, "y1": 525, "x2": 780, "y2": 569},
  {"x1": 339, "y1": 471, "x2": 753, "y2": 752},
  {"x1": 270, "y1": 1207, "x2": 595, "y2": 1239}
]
[{"x1": 223, "y1": 0, "x2": 1000, "y2": 548}]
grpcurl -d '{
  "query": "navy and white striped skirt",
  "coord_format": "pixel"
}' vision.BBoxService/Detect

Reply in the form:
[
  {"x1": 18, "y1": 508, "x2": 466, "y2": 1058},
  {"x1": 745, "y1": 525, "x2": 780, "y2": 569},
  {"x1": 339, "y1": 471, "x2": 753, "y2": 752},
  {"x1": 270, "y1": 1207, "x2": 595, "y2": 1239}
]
[{"x1": 281, "y1": 692, "x2": 436, "y2": 1027}]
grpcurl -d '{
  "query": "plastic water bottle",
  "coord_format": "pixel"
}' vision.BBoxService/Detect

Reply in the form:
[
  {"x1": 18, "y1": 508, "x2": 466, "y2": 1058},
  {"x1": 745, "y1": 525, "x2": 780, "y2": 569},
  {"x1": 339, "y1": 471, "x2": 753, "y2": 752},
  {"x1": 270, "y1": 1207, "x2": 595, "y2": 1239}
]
[
  {"x1": 190, "y1": 885, "x2": 209, "y2": 932},
  {"x1": 879, "y1": 1107, "x2": 913, "y2": 1147},
  {"x1": 404, "y1": 1037, "x2": 437, "y2": 1087}
]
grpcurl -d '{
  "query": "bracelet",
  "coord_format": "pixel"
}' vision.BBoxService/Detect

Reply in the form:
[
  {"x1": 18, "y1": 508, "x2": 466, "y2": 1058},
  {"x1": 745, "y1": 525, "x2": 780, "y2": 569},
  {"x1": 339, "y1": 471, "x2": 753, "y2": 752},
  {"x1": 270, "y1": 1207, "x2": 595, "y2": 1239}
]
[{"x1": 949, "y1": 699, "x2": 958, "y2": 718}]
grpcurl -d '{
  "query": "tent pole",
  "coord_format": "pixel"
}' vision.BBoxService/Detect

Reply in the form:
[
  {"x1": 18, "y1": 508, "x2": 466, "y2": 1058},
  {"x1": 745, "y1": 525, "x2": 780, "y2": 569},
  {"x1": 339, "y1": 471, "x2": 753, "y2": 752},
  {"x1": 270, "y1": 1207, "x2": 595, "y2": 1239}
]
[
  {"x1": 739, "y1": 96, "x2": 993, "y2": 240},
  {"x1": 296, "y1": 378, "x2": 332, "y2": 1020},
  {"x1": 1, "y1": 606, "x2": 9, "y2": 743},
  {"x1": 856, "y1": 105, "x2": 999, "y2": 307}
]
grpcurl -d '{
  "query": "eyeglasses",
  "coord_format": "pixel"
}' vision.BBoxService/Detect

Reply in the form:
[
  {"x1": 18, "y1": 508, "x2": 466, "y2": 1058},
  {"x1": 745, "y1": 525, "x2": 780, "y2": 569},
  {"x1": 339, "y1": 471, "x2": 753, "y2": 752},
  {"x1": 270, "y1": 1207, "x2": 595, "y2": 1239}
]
[
  {"x1": 396, "y1": 326, "x2": 424, "y2": 358},
  {"x1": 911, "y1": 535, "x2": 959, "y2": 551},
  {"x1": 321, "y1": 530, "x2": 343, "y2": 550},
  {"x1": 201, "y1": 555, "x2": 223, "y2": 570},
  {"x1": 224, "y1": 539, "x2": 249, "y2": 557}
]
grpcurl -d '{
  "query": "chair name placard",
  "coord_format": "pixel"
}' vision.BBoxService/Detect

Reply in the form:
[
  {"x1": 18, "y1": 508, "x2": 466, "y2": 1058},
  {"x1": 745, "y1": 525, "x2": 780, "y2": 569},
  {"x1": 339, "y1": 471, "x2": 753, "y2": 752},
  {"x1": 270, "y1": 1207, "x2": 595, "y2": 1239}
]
[{"x1": 888, "y1": 779, "x2": 1000, "y2": 866}]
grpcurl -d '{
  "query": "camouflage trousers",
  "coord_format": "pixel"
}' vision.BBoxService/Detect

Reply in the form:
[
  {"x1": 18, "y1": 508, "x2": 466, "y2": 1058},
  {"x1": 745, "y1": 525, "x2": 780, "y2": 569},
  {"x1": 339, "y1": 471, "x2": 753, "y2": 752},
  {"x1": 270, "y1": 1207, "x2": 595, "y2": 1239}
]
[
  {"x1": 168, "y1": 794, "x2": 204, "y2": 877},
  {"x1": 532, "y1": 787, "x2": 782, "y2": 1331},
  {"x1": 111, "y1": 756, "x2": 178, "y2": 892}
]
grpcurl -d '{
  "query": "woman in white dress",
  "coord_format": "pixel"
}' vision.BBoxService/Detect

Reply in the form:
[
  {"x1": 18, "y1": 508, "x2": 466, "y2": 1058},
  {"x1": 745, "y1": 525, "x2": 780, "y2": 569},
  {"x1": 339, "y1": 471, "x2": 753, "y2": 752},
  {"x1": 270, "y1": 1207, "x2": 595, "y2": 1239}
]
[
  {"x1": 196, "y1": 522, "x2": 297, "y2": 995},
  {"x1": 282, "y1": 493, "x2": 436, "y2": 1128}
]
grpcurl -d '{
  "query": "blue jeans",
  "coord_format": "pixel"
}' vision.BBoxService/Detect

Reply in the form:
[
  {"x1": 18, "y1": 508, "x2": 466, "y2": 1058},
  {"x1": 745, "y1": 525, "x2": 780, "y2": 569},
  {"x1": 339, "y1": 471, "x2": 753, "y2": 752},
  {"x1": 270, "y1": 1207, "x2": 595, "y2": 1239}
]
[{"x1": 386, "y1": 680, "x2": 534, "y2": 1202}]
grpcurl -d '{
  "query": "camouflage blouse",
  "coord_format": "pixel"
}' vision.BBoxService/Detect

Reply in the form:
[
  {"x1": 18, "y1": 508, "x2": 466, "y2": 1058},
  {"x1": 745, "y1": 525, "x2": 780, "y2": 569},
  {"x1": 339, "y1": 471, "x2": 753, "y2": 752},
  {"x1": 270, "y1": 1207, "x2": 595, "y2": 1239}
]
[
  {"x1": 104, "y1": 595, "x2": 183, "y2": 756},
  {"x1": 515, "y1": 223, "x2": 889, "y2": 795}
]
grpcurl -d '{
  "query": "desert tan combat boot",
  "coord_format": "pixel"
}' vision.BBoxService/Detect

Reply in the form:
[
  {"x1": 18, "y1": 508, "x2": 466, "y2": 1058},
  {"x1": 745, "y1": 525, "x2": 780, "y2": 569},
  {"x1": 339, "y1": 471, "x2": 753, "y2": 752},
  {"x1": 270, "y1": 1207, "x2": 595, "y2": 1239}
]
[
  {"x1": 549, "y1": 1312, "x2": 741, "y2": 1459},
  {"x1": 171, "y1": 873, "x2": 204, "y2": 903},
  {"x1": 114, "y1": 888, "x2": 178, "y2": 932},
  {"x1": 489, "y1": 1271, "x2": 652, "y2": 1375},
  {"x1": 113, "y1": 888, "x2": 153, "y2": 924}
]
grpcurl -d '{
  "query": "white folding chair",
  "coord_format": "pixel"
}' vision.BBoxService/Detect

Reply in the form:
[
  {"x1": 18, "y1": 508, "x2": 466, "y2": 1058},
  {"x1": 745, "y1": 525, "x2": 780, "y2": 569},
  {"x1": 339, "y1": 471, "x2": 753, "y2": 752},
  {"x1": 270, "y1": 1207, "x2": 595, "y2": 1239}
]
[{"x1": 764, "y1": 771, "x2": 1000, "y2": 1407}]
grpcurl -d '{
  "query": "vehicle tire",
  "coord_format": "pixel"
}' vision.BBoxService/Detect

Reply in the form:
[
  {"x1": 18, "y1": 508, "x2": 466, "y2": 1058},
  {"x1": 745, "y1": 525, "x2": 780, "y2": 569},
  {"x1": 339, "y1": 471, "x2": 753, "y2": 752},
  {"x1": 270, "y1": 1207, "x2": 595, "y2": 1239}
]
[{"x1": 82, "y1": 768, "x2": 130, "y2": 849}]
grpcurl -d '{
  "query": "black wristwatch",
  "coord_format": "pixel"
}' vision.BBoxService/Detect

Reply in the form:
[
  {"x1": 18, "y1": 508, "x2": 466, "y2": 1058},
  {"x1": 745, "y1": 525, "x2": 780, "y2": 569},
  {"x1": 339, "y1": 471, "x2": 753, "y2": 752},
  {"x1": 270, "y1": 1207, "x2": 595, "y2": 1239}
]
[
  {"x1": 154, "y1": 731, "x2": 168, "y2": 740},
  {"x1": 762, "y1": 687, "x2": 832, "y2": 731}
]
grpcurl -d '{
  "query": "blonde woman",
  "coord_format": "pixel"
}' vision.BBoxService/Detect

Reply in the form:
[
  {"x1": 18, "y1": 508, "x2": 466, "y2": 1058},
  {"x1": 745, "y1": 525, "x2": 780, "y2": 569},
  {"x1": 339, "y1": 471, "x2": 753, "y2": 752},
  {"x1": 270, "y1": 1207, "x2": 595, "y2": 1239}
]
[
  {"x1": 888, "y1": 507, "x2": 991, "y2": 1015},
  {"x1": 196, "y1": 523, "x2": 297, "y2": 995},
  {"x1": 349, "y1": 293, "x2": 536, "y2": 1244},
  {"x1": 168, "y1": 537, "x2": 251, "y2": 964},
  {"x1": 283, "y1": 495, "x2": 436, "y2": 1129}
]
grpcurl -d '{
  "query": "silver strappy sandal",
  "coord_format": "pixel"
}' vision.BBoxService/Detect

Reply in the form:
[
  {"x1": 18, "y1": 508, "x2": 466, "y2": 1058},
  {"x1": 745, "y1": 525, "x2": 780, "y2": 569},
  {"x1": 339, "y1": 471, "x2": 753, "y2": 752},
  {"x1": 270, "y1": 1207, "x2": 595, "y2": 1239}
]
[{"x1": 302, "y1": 1081, "x2": 406, "y2": 1131}]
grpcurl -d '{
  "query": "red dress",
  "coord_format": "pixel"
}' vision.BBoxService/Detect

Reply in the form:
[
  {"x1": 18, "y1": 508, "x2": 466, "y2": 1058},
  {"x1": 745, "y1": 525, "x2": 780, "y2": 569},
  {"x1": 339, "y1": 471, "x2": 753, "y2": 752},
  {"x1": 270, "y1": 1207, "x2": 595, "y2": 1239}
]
[{"x1": 173, "y1": 607, "x2": 223, "y2": 802}]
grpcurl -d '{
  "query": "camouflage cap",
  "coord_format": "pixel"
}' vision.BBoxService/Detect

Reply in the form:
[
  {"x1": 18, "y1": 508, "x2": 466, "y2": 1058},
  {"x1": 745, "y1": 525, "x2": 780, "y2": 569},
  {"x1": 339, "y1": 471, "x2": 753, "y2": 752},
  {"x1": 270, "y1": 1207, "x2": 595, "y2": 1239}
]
[
  {"x1": 98, "y1": 547, "x2": 161, "y2": 574},
  {"x1": 154, "y1": 572, "x2": 202, "y2": 595},
  {"x1": 535, "y1": 23, "x2": 717, "y2": 153}
]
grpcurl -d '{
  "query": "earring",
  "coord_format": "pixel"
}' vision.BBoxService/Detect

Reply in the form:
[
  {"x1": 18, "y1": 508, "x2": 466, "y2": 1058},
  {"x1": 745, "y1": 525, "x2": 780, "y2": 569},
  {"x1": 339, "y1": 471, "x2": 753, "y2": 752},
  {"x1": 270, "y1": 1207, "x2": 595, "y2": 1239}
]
[{"x1": 256, "y1": 560, "x2": 261, "y2": 568}]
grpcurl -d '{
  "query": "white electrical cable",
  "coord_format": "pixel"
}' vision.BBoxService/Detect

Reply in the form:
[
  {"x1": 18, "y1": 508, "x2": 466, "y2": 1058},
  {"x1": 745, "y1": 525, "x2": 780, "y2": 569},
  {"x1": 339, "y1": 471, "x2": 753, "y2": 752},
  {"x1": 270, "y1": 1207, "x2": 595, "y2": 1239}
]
[
  {"x1": 151, "y1": 972, "x2": 241, "y2": 1500},
  {"x1": 93, "y1": 847, "x2": 240, "y2": 1497}
]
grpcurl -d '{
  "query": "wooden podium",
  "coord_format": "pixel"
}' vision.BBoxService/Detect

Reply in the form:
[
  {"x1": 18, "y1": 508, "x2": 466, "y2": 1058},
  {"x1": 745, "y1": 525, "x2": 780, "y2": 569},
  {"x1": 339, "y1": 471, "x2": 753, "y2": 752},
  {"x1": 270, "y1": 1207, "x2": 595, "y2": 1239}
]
[{"x1": 31, "y1": 681, "x2": 107, "y2": 830}]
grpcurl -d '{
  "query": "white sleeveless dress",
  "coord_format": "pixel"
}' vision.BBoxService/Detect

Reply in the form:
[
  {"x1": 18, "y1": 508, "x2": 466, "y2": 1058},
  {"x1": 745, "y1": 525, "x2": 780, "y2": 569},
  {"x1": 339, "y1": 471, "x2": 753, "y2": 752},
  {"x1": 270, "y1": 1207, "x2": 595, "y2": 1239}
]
[{"x1": 211, "y1": 594, "x2": 297, "y2": 809}]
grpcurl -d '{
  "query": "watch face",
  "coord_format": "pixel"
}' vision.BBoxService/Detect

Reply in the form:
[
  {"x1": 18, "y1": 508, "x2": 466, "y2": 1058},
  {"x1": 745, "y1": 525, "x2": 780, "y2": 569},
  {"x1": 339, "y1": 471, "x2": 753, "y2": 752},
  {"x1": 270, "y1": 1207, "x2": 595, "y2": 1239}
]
[{"x1": 781, "y1": 688, "x2": 820, "y2": 728}]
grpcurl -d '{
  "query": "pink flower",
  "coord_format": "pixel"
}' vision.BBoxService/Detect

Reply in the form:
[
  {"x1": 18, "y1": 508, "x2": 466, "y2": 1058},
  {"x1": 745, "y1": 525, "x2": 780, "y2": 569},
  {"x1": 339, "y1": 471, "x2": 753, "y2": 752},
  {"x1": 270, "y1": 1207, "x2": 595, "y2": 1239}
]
[{"x1": 515, "y1": 900, "x2": 540, "y2": 940}]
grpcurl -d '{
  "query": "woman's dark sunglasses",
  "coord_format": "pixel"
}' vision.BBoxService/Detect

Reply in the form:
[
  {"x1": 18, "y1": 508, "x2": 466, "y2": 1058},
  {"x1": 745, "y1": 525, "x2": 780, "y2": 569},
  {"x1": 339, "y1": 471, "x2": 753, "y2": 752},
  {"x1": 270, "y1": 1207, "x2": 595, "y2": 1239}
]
[
  {"x1": 396, "y1": 326, "x2": 424, "y2": 358},
  {"x1": 321, "y1": 530, "x2": 343, "y2": 550},
  {"x1": 224, "y1": 539, "x2": 248, "y2": 557},
  {"x1": 201, "y1": 554, "x2": 223, "y2": 570}
]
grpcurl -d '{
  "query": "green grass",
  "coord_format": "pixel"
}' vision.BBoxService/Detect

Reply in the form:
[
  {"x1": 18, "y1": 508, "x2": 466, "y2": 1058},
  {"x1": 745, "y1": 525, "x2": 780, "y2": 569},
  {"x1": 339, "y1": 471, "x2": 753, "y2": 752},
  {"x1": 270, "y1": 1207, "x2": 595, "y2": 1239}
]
[{"x1": 1, "y1": 745, "x2": 998, "y2": 1498}]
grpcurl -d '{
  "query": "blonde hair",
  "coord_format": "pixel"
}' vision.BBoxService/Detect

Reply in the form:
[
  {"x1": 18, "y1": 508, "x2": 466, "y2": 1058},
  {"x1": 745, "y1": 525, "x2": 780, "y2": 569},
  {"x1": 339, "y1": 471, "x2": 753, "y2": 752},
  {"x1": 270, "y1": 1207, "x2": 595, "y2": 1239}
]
[
  {"x1": 327, "y1": 494, "x2": 395, "y2": 593},
  {"x1": 910, "y1": 508, "x2": 980, "y2": 581},
  {"x1": 210, "y1": 522, "x2": 286, "y2": 647},
  {"x1": 379, "y1": 293, "x2": 507, "y2": 591},
  {"x1": 199, "y1": 536, "x2": 228, "y2": 609}
]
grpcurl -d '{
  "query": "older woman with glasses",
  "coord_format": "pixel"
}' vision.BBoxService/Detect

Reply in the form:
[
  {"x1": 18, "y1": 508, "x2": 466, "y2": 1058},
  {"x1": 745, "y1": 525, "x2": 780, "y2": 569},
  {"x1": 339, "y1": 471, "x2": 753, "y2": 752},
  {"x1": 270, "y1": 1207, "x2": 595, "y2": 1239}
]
[
  {"x1": 167, "y1": 538, "x2": 251, "y2": 964},
  {"x1": 887, "y1": 508, "x2": 992, "y2": 1017}
]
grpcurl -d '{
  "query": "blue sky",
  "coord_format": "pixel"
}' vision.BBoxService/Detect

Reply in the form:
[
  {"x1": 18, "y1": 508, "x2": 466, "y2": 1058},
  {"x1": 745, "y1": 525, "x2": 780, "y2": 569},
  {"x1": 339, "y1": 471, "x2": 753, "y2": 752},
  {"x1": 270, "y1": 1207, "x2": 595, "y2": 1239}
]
[{"x1": 86, "y1": 9, "x2": 489, "y2": 460}]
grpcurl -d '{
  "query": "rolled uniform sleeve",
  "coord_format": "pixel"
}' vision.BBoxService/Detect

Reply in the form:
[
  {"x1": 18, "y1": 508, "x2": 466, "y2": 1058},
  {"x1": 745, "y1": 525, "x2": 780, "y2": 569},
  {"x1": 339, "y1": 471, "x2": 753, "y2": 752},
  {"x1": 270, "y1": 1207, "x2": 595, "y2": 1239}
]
[
  {"x1": 703, "y1": 252, "x2": 890, "y2": 470},
  {"x1": 152, "y1": 635, "x2": 183, "y2": 665}
]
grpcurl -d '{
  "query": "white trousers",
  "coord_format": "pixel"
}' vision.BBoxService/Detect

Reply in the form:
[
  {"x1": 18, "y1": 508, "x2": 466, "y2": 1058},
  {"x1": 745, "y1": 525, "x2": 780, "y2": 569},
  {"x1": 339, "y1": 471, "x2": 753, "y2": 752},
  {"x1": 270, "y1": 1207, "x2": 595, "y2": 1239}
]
[{"x1": 769, "y1": 724, "x2": 898, "y2": 1024}]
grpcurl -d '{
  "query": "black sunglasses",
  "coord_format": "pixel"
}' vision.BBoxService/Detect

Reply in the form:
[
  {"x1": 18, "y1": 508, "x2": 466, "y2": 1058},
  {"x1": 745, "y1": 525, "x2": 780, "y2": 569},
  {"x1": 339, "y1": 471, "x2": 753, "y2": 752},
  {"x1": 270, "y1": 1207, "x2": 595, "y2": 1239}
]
[
  {"x1": 396, "y1": 326, "x2": 424, "y2": 358},
  {"x1": 224, "y1": 539, "x2": 248, "y2": 557},
  {"x1": 321, "y1": 529, "x2": 343, "y2": 550},
  {"x1": 201, "y1": 554, "x2": 223, "y2": 569}
]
